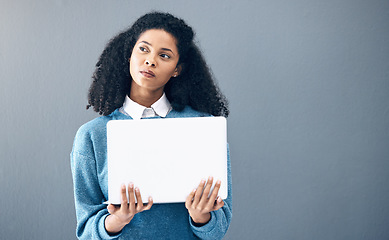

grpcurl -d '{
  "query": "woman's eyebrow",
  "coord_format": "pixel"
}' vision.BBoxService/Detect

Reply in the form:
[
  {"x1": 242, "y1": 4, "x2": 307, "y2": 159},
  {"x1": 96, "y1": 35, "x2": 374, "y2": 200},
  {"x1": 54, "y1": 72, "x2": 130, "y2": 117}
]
[{"x1": 140, "y1": 41, "x2": 175, "y2": 55}]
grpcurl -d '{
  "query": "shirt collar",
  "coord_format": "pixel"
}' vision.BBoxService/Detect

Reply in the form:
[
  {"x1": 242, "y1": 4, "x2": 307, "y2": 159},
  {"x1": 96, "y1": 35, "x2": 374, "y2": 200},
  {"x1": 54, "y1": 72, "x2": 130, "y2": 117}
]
[{"x1": 122, "y1": 93, "x2": 172, "y2": 120}]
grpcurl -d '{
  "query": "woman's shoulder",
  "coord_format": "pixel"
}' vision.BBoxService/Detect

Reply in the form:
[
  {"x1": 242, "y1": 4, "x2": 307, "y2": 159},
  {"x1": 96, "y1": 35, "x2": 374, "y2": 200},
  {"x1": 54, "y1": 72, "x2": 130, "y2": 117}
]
[
  {"x1": 72, "y1": 109, "x2": 125, "y2": 150},
  {"x1": 169, "y1": 106, "x2": 213, "y2": 118},
  {"x1": 77, "y1": 115, "x2": 110, "y2": 136},
  {"x1": 76, "y1": 109, "x2": 126, "y2": 134},
  {"x1": 72, "y1": 117, "x2": 107, "y2": 152}
]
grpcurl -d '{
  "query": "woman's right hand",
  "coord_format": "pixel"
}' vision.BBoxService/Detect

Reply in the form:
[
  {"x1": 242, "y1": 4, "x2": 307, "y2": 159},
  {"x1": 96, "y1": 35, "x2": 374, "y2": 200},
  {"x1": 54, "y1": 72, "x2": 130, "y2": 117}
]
[{"x1": 104, "y1": 183, "x2": 153, "y2": 234}]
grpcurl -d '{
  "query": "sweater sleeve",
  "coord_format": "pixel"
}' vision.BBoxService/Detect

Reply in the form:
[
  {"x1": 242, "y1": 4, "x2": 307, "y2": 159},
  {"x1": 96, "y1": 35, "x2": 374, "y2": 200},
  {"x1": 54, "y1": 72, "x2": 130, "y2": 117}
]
[
  {"x1": 70, "y1": 127, "x2": 121, "y2": 240},
  {"x1": 189, "y1": 144, "x2": 233, "y2": 240}
]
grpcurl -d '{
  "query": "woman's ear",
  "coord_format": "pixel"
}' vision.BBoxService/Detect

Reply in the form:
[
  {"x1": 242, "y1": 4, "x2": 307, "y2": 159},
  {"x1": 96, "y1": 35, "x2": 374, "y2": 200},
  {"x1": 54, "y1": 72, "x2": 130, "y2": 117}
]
[{"x1": 172, "y1": 65, "x2": 182, "y2": 77}]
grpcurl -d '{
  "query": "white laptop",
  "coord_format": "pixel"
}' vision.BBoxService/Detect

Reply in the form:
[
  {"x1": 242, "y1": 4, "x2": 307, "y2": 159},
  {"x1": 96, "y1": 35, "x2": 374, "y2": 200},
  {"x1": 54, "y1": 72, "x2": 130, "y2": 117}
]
[{"x1": 106, "y1": 116, "x2": 228, "y2": 204}]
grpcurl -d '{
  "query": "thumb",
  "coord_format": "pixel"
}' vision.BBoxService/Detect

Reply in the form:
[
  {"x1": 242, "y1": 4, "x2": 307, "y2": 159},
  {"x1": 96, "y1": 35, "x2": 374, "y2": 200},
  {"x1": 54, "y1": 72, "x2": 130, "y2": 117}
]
[
  {"x1": 213, "y1": 197, "x2": 225, "y2": 211},
  {"x1": 107, "y1": 204, "x2": 117, "y2": 214}
]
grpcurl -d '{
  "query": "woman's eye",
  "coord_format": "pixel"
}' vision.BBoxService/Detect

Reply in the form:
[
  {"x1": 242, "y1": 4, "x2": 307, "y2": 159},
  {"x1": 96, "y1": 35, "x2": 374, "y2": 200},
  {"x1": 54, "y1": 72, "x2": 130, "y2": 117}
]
[
  {"x1": 160, "y1": 54, "x2": 170, "y2": 59},
  {"x1": 139, "y1": 47, "x2": 147, "y2": 52}
]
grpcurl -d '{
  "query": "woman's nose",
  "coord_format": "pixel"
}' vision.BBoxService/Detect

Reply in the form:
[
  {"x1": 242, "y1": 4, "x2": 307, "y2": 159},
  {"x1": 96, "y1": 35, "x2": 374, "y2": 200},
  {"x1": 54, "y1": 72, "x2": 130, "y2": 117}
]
[{"x1": 145, "y1": 58, "x2": 156, "y2": 67}]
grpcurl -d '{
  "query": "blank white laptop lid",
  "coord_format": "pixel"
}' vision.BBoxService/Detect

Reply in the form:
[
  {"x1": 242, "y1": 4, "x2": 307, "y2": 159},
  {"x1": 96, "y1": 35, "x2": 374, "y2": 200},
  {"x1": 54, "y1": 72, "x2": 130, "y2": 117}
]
[{"x1": 106, "y1": 116, "x2": 228, "y2": 204}]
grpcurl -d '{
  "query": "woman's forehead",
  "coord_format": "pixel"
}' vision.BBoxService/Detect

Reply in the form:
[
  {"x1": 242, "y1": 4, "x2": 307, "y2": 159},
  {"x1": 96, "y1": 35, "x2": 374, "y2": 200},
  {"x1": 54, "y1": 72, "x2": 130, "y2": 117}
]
[{"x1": 136, "y1": 29, "x2": 178, "y2": 49}]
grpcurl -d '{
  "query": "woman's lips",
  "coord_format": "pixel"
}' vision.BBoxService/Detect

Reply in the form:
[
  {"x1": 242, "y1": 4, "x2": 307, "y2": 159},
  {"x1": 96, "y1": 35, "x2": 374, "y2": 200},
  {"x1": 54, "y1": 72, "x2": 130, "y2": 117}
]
[{"x1": 140, "y1": 70, "x2": 155, "y2": 78}]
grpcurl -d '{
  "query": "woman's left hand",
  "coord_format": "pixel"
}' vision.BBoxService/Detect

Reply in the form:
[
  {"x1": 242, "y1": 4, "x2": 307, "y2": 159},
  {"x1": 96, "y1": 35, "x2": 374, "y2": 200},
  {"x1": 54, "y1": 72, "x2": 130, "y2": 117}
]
[{"x1": 185, "y1": 176, "x2": 224, "y2": 224}]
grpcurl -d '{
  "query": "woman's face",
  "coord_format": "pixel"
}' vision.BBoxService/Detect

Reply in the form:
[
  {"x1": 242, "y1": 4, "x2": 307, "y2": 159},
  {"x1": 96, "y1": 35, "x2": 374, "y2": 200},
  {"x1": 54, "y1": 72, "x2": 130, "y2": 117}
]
[{"x1": 129, "y1": 29, "x2": 180, "y2": 93}]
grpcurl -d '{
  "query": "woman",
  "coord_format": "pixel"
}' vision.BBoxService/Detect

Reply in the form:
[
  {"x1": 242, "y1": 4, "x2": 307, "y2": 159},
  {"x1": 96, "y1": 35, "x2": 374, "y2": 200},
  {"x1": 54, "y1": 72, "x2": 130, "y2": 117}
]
[{"x1": 71, "y1": 11, "x2": 232, "y2": 239}]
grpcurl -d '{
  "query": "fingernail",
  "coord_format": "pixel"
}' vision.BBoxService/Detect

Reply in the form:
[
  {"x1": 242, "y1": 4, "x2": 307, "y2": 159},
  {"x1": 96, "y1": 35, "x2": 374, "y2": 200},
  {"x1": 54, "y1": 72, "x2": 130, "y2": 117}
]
[
  {"x1": 217, "y1": 180, "x2": 221, "y2": 184},
  {"x1": 129, "y1": 183, "x2": 134, "y2": 188},
  {"x1": 201, "y1": 179, "x2": 206, "y2": 184},
  {"x1": 209, "y1": 176, "x2": 213, "y2": 181},
  {"x1": 193, "y1": 188, "x2": 197, "y2": 193},
  {"x1": 121, "y1": 184, "x2": 126, "y2": 190},
  {"x1": 217, "y1": 197, "x2": 222, "y2": 202},
  {"x1": 135, "y1": 187, "x2": 139, "y2": 192}
]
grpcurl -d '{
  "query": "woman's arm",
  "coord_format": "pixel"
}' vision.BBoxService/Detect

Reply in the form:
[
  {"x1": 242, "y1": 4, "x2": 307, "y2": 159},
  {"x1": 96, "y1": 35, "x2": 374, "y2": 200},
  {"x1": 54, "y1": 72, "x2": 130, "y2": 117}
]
[
  {"x1": 71, "y1": 152, "x2": 153, "y2": 238},
  {"x1": 70, "y1": 151, "x2": 119, "y2": 239}
]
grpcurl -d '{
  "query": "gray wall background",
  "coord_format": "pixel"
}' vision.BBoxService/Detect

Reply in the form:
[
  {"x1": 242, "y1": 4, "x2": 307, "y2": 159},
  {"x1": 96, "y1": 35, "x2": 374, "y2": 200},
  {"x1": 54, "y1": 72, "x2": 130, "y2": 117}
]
[{"x1": 1, "y1": 0, "x2": 388, "y2": 239}]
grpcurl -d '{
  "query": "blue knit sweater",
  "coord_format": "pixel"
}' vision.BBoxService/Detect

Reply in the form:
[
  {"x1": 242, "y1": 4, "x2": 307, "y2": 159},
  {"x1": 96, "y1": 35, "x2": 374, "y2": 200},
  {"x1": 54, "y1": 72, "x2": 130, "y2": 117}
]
[{"x1": 70, "y1": 106, "x2": 232, "y2": 239}]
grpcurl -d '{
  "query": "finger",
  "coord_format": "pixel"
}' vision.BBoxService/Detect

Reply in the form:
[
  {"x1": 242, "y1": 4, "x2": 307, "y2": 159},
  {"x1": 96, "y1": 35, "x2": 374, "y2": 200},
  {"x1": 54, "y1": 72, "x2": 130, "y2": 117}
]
[
  {"x1": 199, "y1": 176, "x2": 213, "y2": 205},
  {"x1": 185, "y1": 188, "x2": 196, "y2": 209},
  {"x1": 134, "y1": 187, "x2": 144, "y2": 212},
  {"x1": 208, "y1": 179, "x2": 221, "y2": 203},
  {"x1": 213, "y1": 196, "x2": 225, "y2": 211},
  {"x1": 128, "y1": 183, "x2": 136, "y2": 212},
  {"x1": 193, "y1": 179, "x2": 206, "y2": 205},
  {"x1": 120, "y1": 184, "x2": 129, "y2": 210},
  {"x1": 143, "y1": 196, "x2": 153, "y2": 211}
]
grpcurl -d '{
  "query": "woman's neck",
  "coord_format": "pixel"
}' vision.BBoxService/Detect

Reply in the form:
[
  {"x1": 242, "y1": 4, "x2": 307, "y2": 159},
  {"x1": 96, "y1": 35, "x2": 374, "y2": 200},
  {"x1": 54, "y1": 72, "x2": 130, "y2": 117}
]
[{"x1": 129, "y1": 84, "x2": 164, "y2": 108}]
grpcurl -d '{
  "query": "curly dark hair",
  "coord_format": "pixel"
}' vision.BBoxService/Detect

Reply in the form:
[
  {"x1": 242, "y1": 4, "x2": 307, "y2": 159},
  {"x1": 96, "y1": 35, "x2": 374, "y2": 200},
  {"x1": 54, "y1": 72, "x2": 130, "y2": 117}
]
[{"x1": 87, "y1": 11, "x2": 229, "y2": 117}]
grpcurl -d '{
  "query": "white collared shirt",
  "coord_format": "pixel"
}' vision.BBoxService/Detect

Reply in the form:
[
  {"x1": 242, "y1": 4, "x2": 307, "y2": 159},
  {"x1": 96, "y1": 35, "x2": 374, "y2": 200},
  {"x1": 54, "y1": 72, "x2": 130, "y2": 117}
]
[{"x1": 119, "y1": 93, "x2": 172, "y2": 120}]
